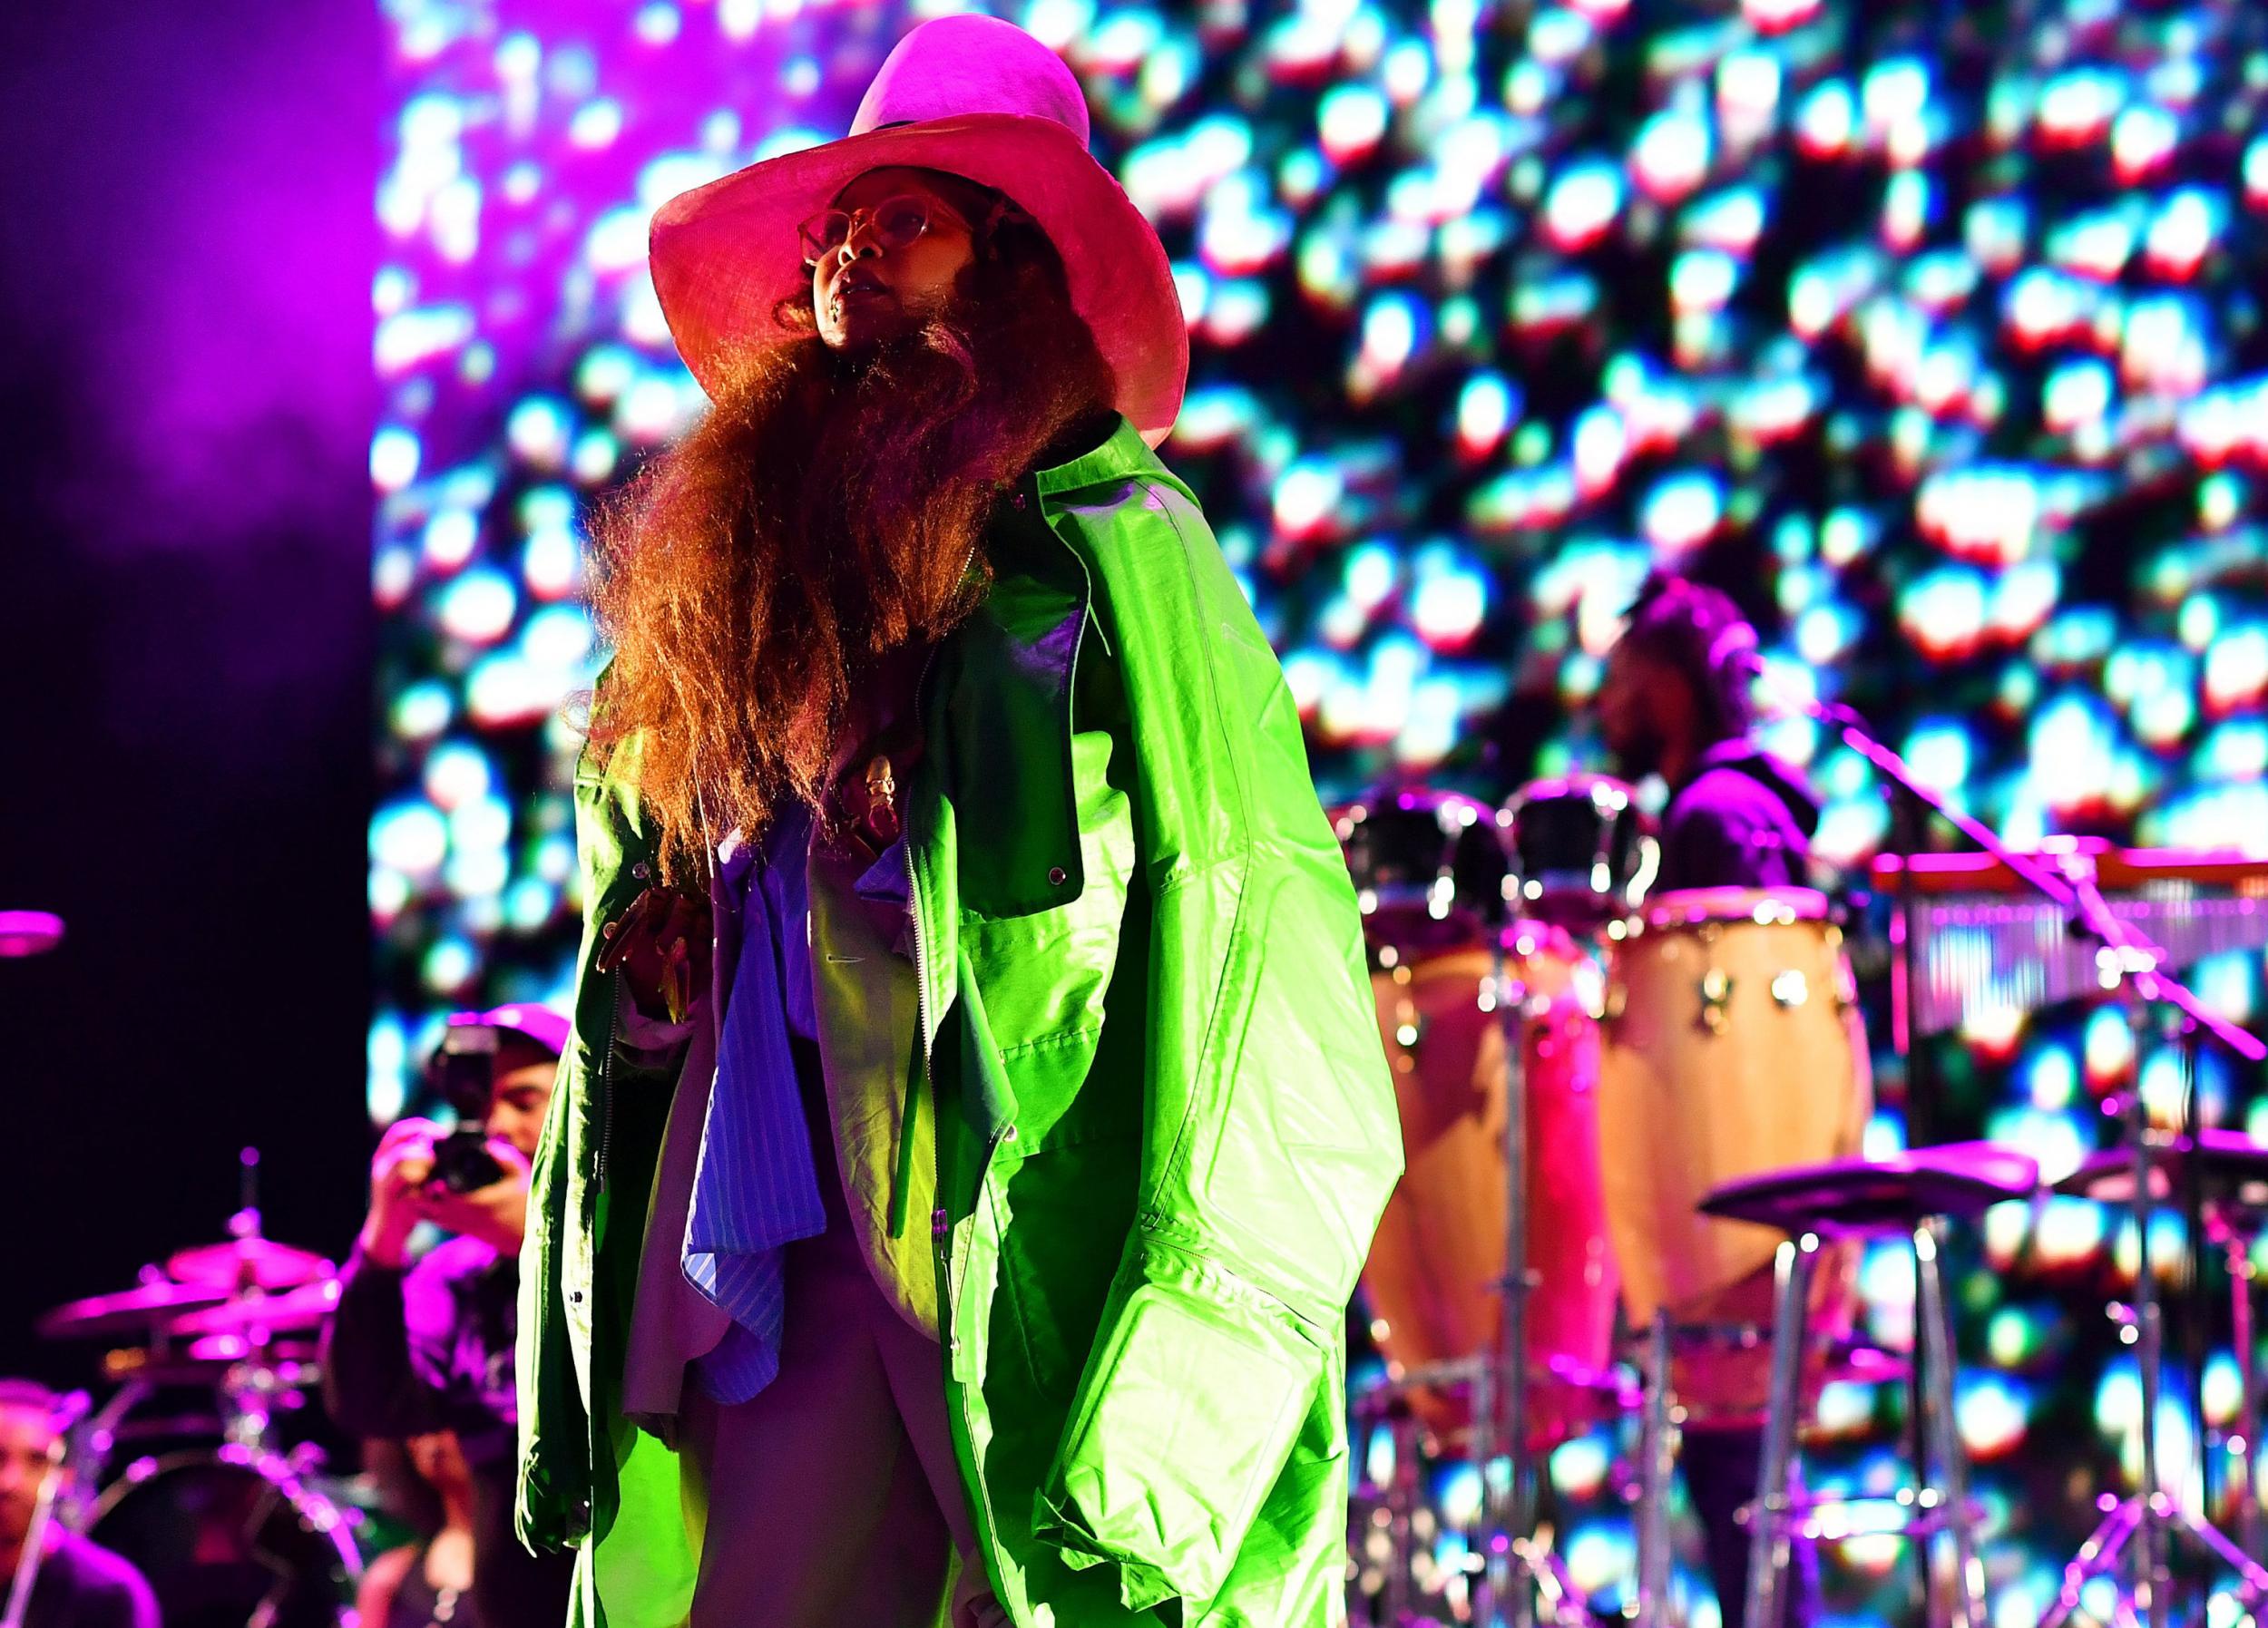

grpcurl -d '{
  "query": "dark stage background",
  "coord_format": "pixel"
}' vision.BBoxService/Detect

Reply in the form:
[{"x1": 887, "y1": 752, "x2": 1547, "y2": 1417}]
[{"x1": 0, "y1": 1, "x2": 378, "y2": 1383}]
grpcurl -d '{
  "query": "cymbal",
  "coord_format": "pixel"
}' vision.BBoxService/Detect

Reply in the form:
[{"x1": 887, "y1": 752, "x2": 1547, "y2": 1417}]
[
  {"x1": 182, "y1": 1332, "x2": 321, "y2": 1367},
  {"x1": 1700, "y1": 1143, "x2": 2042, "y2": 1235},
  {"x1": 165, "y1": 1238, "x2": 332, "y2": 1292},
  {"x1": 2053, "y1": 1129, "x2": 2268, "y2": 1215},
  {"x1": 171, "y1": 1278, "x2": 341, "y2": 1340},
  {"x1": 36, "y1": 1280, "x2": 229, "y2": 1342}
]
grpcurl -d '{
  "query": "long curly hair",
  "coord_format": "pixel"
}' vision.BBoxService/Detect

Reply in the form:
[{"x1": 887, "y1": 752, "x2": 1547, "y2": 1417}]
[{"x1": 587, "y1": 180, "x2": 1116, "y2": 882}]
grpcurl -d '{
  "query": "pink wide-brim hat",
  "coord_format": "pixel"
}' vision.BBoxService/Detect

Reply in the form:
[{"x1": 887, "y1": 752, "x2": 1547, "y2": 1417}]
[{"x1": 649, "y1": 14, "x2": 1188, "y2": 446}]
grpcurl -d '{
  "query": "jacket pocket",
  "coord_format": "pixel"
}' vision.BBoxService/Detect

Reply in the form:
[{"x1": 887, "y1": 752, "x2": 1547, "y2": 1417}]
[{"x1": 1035, "y1": 1265, "x2": 1313, "y2": 1610}]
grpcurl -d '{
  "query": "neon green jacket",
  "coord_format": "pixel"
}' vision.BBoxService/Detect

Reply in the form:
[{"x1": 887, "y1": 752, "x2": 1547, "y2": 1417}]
[{"x1": 515, "y1": 416, "x2": 1402, "y2": 1625}]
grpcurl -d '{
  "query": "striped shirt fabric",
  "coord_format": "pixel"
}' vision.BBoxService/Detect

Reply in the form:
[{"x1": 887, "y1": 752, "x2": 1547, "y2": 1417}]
[{"x1": 681, "y1": 804, "x2": 828, "y2": 1404}]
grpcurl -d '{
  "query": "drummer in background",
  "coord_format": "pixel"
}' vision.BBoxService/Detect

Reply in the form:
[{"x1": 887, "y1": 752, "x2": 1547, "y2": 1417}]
[
  {"x1": 1597, "y1": 571, "x2": 1824, "y2": 1625},
  {"x1": 323, "y1": 1006, "x2": 575, "y2": 1628},
  {"x1": 0, "y1": 1381, "x2": 156, "y2": 1628},
  {"x1": 1598, "y1": 572, "x2": 1818, "y2": 896}
]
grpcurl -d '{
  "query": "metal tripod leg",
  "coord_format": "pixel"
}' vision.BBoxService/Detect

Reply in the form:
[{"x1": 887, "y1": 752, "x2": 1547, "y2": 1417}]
[
  {"x1": 2224, "y1": 1227, "x2": 2263, "y2": 1565},
  {"x1": 2038, "y1": 1496, "x2": 2145, "y2": 1628},
  {"x1": 1637, "y1": 1311, "x2": 1676, "y2": 1628},
  {"x1": 1515, "y1": 1534, "x2": 1600, "y2": 1628},
  {"x1": 1745, "y1": 1234, "x2": 1819, "y2": 1628},
  {"x1": 2038, "y1": 1489, "x2": 2268, "y2": 1628},
  {"x1": 1384, "y1": 1409, "x2": 1420, "y2": 1624},
  {"x1": 2165, "y1": 1499, "x2": 2268, "y2": 1599},
  {"x1": 1473, "y1": 1347, "x2": 1501, "y2": 1627},
  {"x1": 1916, "y1": 1220, "x2": 1987, "y2": 1628}
]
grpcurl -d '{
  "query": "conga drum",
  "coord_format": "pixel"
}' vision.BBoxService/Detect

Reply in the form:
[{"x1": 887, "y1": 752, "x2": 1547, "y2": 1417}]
[
  {"x1": 1358, "y1": 929, "x2": 1621, "y2": 1448},
  {"x1": 1501, "y1": 775, "x2": 1658, "y2": 931},
  {"x1": 1332, "y1": 786, "x2": 1506, "y2": 959},
  {"x1": 1598, "y1": 887, "x2": 1873, "y2": 1423}
]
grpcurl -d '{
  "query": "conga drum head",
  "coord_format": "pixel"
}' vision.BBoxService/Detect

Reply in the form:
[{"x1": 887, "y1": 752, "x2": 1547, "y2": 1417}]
[
  {"x1": 1333, "y1": 788, "x2": 1508, "y2": 962},
  {"x1": 1502, "y1": 775, "x2": 1658, "y2": 931}
]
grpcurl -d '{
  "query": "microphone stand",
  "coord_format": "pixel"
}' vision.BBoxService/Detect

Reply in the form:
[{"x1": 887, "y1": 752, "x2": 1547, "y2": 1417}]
[
  {"x1": 1780, "y1": 681, "x2": 2267, "y2": 1626},
  {"x1": 1794, "y1": 692, "x2": 2260, "y2": 1067}
]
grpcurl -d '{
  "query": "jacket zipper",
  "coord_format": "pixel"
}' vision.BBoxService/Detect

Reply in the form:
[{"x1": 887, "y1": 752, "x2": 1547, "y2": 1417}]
[
  {"x1": 593, "y1": 850, "x2": 652, "y2": 1195},
  {"x1": 591, "y1": 967, "x2": 621, "y2": 1193},
  {"x1": 934, "y1": 478, "x2": 1075, "y2": 1600},
  {"x1": 906, "y1": 645, "x2": 943, "y2": 1086}
]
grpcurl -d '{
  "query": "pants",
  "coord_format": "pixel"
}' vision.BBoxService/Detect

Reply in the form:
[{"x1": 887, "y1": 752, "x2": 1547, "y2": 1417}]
[
  {"x1": 677, "y1": 1158, "x2": 1008, "y2": 1628},
  {"x1": 467, "y1": 1461, "x2": 576, "y2": 1628},
  {"x1": 1681, "y1": 1426, "x2": 1817, "y2": 1628}
]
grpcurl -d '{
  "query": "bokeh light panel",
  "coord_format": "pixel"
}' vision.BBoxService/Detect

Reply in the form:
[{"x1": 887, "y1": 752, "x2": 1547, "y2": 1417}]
[{"x1": 376, "y1": 0, "x2": 2268, "y2": 1613}]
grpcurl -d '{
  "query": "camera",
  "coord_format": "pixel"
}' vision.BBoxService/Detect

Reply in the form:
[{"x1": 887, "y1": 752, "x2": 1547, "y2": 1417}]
[{"x1": 430, "y1": 1025, "x2": 505, "y2": 1194}]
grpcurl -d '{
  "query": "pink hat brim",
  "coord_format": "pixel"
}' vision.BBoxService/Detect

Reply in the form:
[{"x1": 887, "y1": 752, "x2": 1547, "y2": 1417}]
[
  {"x1": 650, "y1": 112, "x2": 1188, "y2": 446},
  {"x1": 450, "y1": 1003, "x2": 571, "y2": 1059}
]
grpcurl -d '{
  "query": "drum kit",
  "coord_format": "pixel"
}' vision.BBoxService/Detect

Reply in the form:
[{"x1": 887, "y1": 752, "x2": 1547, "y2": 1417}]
[
  {"x1": 21, "y1": 1157, "x2": 361, "y2": 1628},
  {"x1": 2, "y1": 911, "x2": 367, "y2": 1625},
  {"x1": 1336, "y1": 774, "x2": 2268, "y2": 1628}
]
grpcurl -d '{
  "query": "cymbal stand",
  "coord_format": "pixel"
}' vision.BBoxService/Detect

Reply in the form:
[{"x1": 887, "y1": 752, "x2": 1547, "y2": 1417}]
[
  {"x1": 2040, "y1": 942, "x2": 2268, "y2": 1628},
  {"x1": 1380, "y1": 1399, "x2": 1422, "y2": 1623},
  {"x1": 2207, "y1": 1204, "x2": 2265, "y2": 1564},
  {"x1": 57, "y1": 1382, "x2": 145, "y2": 1534},
  {"x1": 1471, "y1": 937, "x2": 1535, "y2": 1628},
  {"x1": 1771, "y1": 676, "x2": 2268, "y2": 1620}
]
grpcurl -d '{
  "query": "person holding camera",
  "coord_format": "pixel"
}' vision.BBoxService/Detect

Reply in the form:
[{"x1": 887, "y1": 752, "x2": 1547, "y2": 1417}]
[{"x1": 324, "y1": 1005, "x2": 575, "y2": 1628}]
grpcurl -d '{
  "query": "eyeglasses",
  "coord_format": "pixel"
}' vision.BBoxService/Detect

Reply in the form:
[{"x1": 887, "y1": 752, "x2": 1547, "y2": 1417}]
[{"x1": 798, "y1": 195, "x2": 967, "y2": 267}]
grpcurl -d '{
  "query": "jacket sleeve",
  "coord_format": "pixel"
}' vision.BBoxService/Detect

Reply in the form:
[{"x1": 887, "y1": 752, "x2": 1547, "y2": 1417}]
[
  {"x1": 322, "y1": 1246, "x2": 445, "y2": 1440},
  {"x1": 514, "y1": 1035, "x2": 586, "y2": 1554},
  {"x1": 1032, "y1": 473, "x2": 1403, "y2": 1609},
  {"x1": 517, "y1": 707, "x2": 686, "y2": 1557}
]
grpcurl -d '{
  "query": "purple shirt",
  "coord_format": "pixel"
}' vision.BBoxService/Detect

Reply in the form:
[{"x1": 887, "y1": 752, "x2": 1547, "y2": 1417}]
[
  {"x1": 679, "y1": 802, "x2": 916, "y2": 1405},
  {"x1": 322, "y1": 1235, "x2": 575, "y2": 1628},
  {"x1": 16, "y1": 1531, "x2": 157, "y2": 1628},
  {"x1": 1656, "y1": 740, "x2": 1821, "y2": 893},
  {"x1": 325, "y1": 1234, "x2": 518, "y2": 1464}
]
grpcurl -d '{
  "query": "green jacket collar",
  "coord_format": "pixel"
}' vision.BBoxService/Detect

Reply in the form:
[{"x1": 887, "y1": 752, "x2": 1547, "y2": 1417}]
[{"x1": 1031, "y1": 414, "x2": 1198, "y2": 509}]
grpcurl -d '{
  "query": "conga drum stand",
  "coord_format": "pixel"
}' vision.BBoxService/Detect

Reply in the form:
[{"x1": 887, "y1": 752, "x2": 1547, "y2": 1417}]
[
  {"x1": 1470, "y1": 939, "x2": 1535, "y2": 1628},
  {"x1": 1698, "y1": 1143, "x2": 2038, "y2": 1628},
  {"x1": 1470, "y1": 945, "x2": 1590, "y2": 1628}
]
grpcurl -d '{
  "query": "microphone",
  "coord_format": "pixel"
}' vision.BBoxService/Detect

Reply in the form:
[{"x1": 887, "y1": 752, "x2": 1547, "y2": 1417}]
[{"x1": 1706, "y1": 622, "x2": 1762, "y2": 678}]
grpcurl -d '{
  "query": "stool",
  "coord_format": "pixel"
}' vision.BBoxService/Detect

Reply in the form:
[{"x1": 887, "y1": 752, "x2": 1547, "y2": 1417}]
[{"x1": 1699, "y1": 1141, "x2": 2039, "y2": 1628}]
